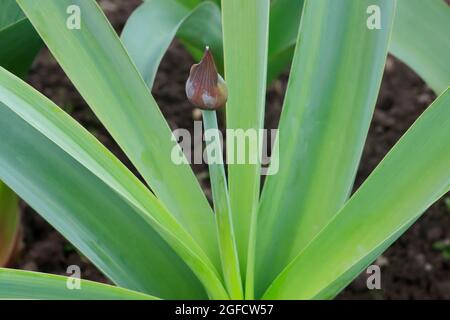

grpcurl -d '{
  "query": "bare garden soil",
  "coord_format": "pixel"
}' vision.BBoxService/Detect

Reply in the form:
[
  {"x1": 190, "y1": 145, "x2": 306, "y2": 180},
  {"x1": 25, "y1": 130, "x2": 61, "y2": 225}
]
[{"x1": 11, "y1": 0, "x2": 450, "y2": 299}]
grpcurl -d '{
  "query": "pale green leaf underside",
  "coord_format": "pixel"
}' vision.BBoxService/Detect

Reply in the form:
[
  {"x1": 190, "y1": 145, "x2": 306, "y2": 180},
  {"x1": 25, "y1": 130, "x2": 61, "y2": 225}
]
[
  {"x1": 263, "y1": 88, "x2": 450, "y2": 299},
  {"x1": 17, "y1": 0, "x2": 219, "y2": 267},
  {"x1": 256, "y1": 0, "x2": 396, "y2": 296},
  {"x1": 0, "y1": 268, "x2": 158, "y2": 300}
]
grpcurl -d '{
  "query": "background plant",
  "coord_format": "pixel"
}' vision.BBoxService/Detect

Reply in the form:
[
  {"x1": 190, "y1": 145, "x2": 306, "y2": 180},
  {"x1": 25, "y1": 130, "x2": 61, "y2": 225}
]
[
  {"x1": 123, "y1": 0, "x2": 449, "y2": 93},
  {"x1": 0, "y1": 0, "x2": 448, "y2": 300}
]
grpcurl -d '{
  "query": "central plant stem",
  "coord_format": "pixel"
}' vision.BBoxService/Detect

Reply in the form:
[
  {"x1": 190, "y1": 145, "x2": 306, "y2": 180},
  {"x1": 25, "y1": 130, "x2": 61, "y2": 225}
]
[{"x1": 202, "y1": 110, "x2": 243, "y2": 300}]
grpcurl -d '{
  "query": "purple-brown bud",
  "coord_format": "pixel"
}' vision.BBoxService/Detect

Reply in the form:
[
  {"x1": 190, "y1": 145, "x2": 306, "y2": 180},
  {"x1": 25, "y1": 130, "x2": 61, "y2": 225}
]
[{"x1": 186, "y1": 47, "x2": 228, "y2": 110}]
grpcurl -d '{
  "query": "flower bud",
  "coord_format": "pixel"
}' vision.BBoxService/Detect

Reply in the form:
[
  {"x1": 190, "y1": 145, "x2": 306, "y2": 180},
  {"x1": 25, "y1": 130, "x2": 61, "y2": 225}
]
[{"x1": 186, "y1": 47, "x2": 228, "y2": 110}]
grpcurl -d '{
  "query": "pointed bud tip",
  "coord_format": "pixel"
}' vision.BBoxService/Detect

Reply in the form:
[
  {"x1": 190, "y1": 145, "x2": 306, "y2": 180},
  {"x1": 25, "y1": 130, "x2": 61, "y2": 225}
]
[{"x1": 199, "y1": 46, "x2": 214, "y2": 67}]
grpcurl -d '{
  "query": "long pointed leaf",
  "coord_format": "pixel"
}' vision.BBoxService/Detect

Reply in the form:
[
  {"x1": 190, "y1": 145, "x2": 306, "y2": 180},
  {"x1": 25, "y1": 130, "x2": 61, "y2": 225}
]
[
  {"x1": 266, "y1": 0, "x2": 304, "y2": 83},
  {"x1": 390, "y1": 0, "x2": 450, "y2": 94},
  {"x1": 221, "y1": 0, "x2": 270, "y2": 298},
  {"x1": 17, "y1": 0, "x2": 219, "y2": 267},
  {"x1": 256, "y1": 0, "x2": 396, "y2": 296},
  {"x1": 122, "y1": 0, "x2": 222, "y2": 88},
  {"x1": 0, "y1": 67, "x2": 229, "y2": 298},
  {"x1": 263, "y1": 88, "x2": 450, "y2": 299},
  {"x1": 0, "y1": 0, "x2": 42, "y2": 77},
  {"x1": 202, "y1": 110, "x2": 243, "y2": 299},
  {"x1": 0, "y1": 0, "x2": 43, "y2": 268},
  {"x1": 263, "y1": 0, "x2": 450, "y2": 91},
  {"x1": 0, "y1": 102, "x2": 208, "y2": 299},
  {"x1": 0, "y1": 268, "x2": 158, "y2": 300},
  {"x1": 176, "y1": 1, "x2": 223, "y2": 73}
]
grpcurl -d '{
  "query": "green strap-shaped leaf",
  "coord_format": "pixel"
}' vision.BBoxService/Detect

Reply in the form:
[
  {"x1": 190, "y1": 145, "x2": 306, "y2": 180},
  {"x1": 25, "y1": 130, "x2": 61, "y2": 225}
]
[
  {"x1": 221, "y1": 0, "x2": 270, "y2": 298},
  {"x1": 0, "y1": 0, "x2": 42, "y2": 77},
  {"x1": 0, "y1": 101, "x2": 208, "y2": 299},
  {"x1": 266, "y1": 0, "x2": 304, "y2": 83},
  {"x1": 390, "y1": 0, "x2": 450, "y2": 94},
  {"x1": 0, "y1": 0, "x2": 42, "y2": 268},
  {"x1": 17, "y1": 0, "x2": 219, "y2": 268},
  {"x1": 0, "y1": 268, "x2": 158, "y2": 300},
  {"x1": 263, "y1": 88, "x2": 450, "y2": 299},
  {"x1": 122, "y1": 0, "x2": 222, "y2": 88},
  {"x1": 262, "y1": 0, "x2": 450, "y2": 90},
  {"x1": 256, "y1": 0, "x2": 396, "y2": 296},
  {"x1": 0, "y1": 67, "x2": 229, "y2": 299},
  {"x1": 202, "y1": 110, "x2": 243, "y2": 299},
  {"x1": 0, "y1": 0, "x2": 25, "y2": 27},
  {"x1": 171, "y1": 0, "x2": 202, "y2": 7},
  {"x1": 0, "y1": 183, "x2": 19, "y2": 267},
  {"x1": 176, "y1": 2, "x2": 223, "y2": 73},
  {"x1": 125, "y1": 0, "x2": 306, "y2": 86}
]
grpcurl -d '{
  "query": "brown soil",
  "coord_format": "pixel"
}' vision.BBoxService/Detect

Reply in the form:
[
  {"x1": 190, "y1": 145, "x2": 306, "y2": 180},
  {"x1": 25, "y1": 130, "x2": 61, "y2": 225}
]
[{"x1": 10, "y1": 0, "x2": 450, "y2": 299}]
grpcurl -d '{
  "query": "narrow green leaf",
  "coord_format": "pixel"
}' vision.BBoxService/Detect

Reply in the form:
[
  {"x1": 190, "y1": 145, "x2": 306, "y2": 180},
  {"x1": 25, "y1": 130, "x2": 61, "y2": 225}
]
[
  {"x1": 256, "y1": 0, "x2": 396, "y2": 296},
  {"x1": 264, "y1": 0, "x2": 450, "y2": 90},
  {"x1": 0, "y1": 0, "x2": 25, "y2": 28},
  {"x1": 263, "y1": 89, "x2": 450, "y2": 299},
  {"x1": 177, "y1": 2, "x2": 223, "y2": 73},
  {"x1": 0, "y1": 0, "x2": 42, "y2": 269},
  {"x1": 0, "y1": 0, "x2": 42, "y2": 77},
  {"x1": 267, "y1": 0, "x2": 304, "y2": 83},
  {"x1": 17, "y1": 0, "x2": 219, "y2": 269},
  {"x1": 127, "y1": 0, "x2": 304, "y2": 86},
  {"x1": 221, "y1": 0, "x2": 270, "y2": 298},
  {"x1": 182, "y1": 0, "x2": 303, "y2": 85},
  {"x1": 171, "y1": 0, "x2": 202, "y2": 8},
  {"x1": 122, "y1": 0, "x2": 188, "y2": 87},
  {"x1": 206, "y1": 0, "x2": 221, "y2": 8},
  {"x1": 269, "y1": 0, "x2": 301, "y2": 54},
  {"x1": 244, "y1": 0, "x2": 450, "y2": 91},
  {"x1": 0, "y1": 268, "x2": 158, "y2": 300},
  {"x1": 122, "y1": 0, "x2": 222, "y2": 88},
  {"x1": 0, "y1": 101, "x2": 209, "y2": 299},
  {"x1": 0, "y1": 67, "x2": 228, "y2": 299},
  {"x1": 0, "y1": 182, "x2": 19, "y2": 267},
  {"x1": 202, "y1": 110, "x2": 243, "y2": 299},
  {"x1": 390, "y1": 0, "x2": 450, "y2": 94}
]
